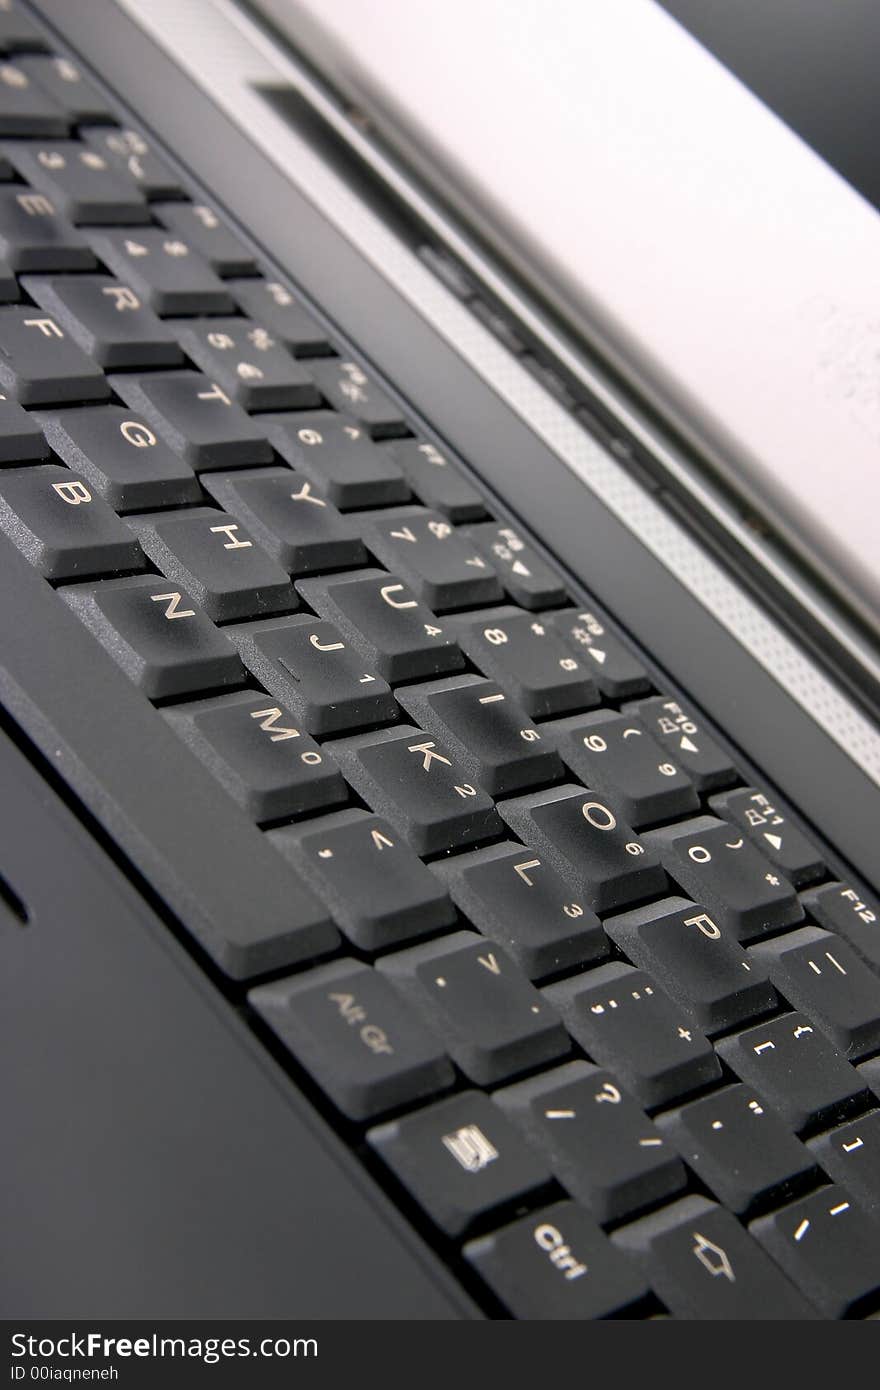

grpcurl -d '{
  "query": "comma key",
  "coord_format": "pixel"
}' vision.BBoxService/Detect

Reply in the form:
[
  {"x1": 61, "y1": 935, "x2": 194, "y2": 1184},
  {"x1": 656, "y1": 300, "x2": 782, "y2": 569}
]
[{"x1": 270, "y1": 808, "x2": 456, "y2": 951}]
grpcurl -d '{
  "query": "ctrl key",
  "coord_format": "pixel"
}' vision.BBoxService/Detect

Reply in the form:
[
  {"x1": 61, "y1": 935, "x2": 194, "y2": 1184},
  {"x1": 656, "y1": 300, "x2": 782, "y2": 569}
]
[
  {"x1": 465, "y1": 1202, "x2": 648, "y2": 1319},
  {"x1": 369, "y1": 1092, "x2": 551, "y2": 1237},
  {"x1": 250, "y1": 959, "x2": 453, "y2": 1123}
]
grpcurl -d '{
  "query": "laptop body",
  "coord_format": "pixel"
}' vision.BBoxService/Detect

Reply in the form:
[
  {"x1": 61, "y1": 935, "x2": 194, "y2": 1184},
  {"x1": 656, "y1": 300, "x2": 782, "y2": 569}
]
[{"x1": 2, "y1": 0, "x2": 880, "y2": 1321}]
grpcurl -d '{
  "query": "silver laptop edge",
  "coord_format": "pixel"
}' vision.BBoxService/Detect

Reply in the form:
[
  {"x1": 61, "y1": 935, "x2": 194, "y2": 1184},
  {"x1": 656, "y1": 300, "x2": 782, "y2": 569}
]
[{"x1": 118, "y1": 0, "x2": 880, "y2": 788}]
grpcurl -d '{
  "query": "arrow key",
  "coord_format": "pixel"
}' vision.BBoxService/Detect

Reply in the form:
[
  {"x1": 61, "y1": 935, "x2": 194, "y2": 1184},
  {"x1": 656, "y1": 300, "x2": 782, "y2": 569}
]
[
  {"x1": 378, "y1": 930, "x2": 569, "y2": 1085},
  {"x1": 613, "y1": 1195, "x2": 812, "y2": 1318}
]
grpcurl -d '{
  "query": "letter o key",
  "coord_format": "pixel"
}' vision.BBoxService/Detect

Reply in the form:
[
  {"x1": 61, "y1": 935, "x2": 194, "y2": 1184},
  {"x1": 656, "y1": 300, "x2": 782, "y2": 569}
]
[{"x1": 582, "y1": 800, "x2": 616, "y2": 832}]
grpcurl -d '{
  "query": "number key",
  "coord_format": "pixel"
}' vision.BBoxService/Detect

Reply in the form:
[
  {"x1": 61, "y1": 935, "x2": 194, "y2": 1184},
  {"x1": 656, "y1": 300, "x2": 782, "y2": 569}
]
[
  {"x1": 450, "y1": 606, "x2": 599, "y2": 718},
  {"x1": 546, "y1": 708, "x2": 699, "y2": 828},
  {"x1": 361, "y1": 506, "x2": 503, "y2": 611}
]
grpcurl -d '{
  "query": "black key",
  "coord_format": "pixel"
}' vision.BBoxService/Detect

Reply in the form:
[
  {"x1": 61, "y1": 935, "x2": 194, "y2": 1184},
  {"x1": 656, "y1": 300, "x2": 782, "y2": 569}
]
[
  {"x1": 230, "y1": 613, "x2": 397, "y2": 736},
  {"x1": 88, "y1": 229, "x2": 234, "y2": 315},
  {"x1": 809, "y1": 1111, "x2": 880, "y2": 1219},
  {"x1": 0, "y1": 465, "x2": 143, "y2": 579},
  {"x1": 174, "y1": 318, "x2": 321, "y2": 411},
  {"x1": 0, "y1": 254, "x2": 15, "y2": 298},
  {"x1": 397, "y1": 673, "x2": 562, "y2": 797},
  {"x1": 0, "y1": 4, "x2": 48, "y2": 54},
  {"x1": 497, "y1": 1061, "x2": 686, "y2": 1223},
  {"x1": 656, "y1": 1085, "x2": 817, "y2": 1215},
  {"x1": 450, "y1": 606, "x2": 599, "y2": 718},
  {"x1": 545, "y1": 961, "x2": 721, "y2": 1108},
  {"x1": 4, "y1": 141, "x2": 149, "y2": 224},
  {"x1": 802, "y1": 881, "x2": 880, "y2": 974},
  {"x1": 270, "y1": 808, "x2": 456, "y2": 951},
  {"x1": 298, "y1": 568, "x2": 464, "y2": 684},
  {"x1": 326, "y1": 724, "x2": 500, "y2": 855},
  {"x1": 627, "y1": 695, "x2": 738, "y2": 792},
  {"x1": 469, "y1": 297, "x2": 527, "y2": 352},
  {"x1": 0, "y1": 59, "x2": 67, "y2": 135},
  {"x1": 710, "y1": 787, "x2": 825, "y2": 886},
  {"x1": 605, "y1": 895, "x2": 777, "y2": 1036},
  {"x1": 265, "y1": 410, "x2": 409, "y2": 509},
  {"x1": 613, "y1": 1195, "x2": 811, "y2": 1319},
  {"x1": 129, "y1": 508, "x2": 296, "y2": 624},
  {"x1": 368, "y1": 1091, "x2": 550, "y2": 1236},
  {"x1": 750, "y1": 1186, "x2": 880, "y2": 1317},
  {"x1": 18, "y1": 55, "x2": 111, "y2": 124},
  {"x1": 466, "y1": 521, "x2": 567, "y2": 609},
  {"x1": 111, "y1": 372, "x2": 273, "y2": 472},
  {"x1": 499, "y1": 784, "x2": 667, "y2": 914},
  {"x1": 62, "y1": 573, "x2": 243, "y2": 699},
  {"x1": 860, "y1": 1057, "x2": 880, "y2": 1100},
  {"x1": 432, "y1": 840, "x2": 607, "y2": 980},
  {"x1": 750, "y1": 927, "x2": 880, "y2": 1060},
  {"x1": 385, "y1": 438, "x2": 486, "y2": 521},
  {"x1": 163, "y1": 690, "x2": 345, "y2": 822},
  {"x1": 0, "y1": 305, "x2": 109, "y2": 404},
  {"x1": 0, "y1": 393, "x2": 47, "y2": 461},
  {"x1": 202, "y1": 468, "x2": 367, "y2": 576},
  {"x1": 154, "y1": 202, "x2": 256, "y2": 276},
  {"x1": 379, "y1": 931, "x2": 569, "y2": 1085},
  {"x1": 250, "y1": 959, "x2": 453, "y2": 1122},
  {"x1": 552, "y1": 608, "x2": 651, "y2": 698},
  {"x1": 23, "y1": 274, "x2": 183, "y2": 369},
  {"x1": 82, "y1": 125, "x2": 182, "y2": 200},
  {"x1": 309, "y1": 357, "x2": 408, "y2": 438},
  {"x1": 34, "y1": 406, "x2": 198, "y2": 512},
  {"x1": 0, "y1": 185, "x2": 94, "y2": 271},
  {"x1": 546, "y1": 710, "x2": 699, "y2": 829},
  {"x1": 227, "y1": 277, "x2": 333, "y2": 357},
  {"x1": 464, "y1": 1201, "x2": 649, "y2": 1320},
  {"x1": 715, "y1": 1013, "x2": 869, "y2": 1132},
  {"x1": 360, "y1": 506, "x2": 503, "y2": 611},
  {"x1": 644, "y1": 815, "x2": 804, "y2": 943},
  {"x1": 0, "y1": 539, "x2": 337, "y2": 978}
]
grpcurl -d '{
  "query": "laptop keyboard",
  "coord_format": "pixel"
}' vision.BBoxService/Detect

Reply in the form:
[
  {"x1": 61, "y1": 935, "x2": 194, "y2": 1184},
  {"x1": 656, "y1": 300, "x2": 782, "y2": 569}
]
[{"x1": 2, "y1": 5, "x2": 880, "y2": 1320}]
